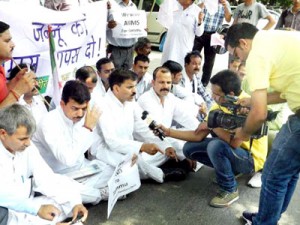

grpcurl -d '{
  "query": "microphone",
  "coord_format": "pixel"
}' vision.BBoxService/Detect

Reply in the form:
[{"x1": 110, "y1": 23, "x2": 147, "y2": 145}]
[{"x1": 141, "y1": 111, "x2": 165, "y2": 141}]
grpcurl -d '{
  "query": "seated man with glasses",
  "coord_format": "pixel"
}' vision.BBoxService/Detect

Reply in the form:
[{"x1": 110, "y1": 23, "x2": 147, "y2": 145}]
[
  {"x1": 0, "y1": 104, "x2": 88, "y2": 224},
  {"x1": 154, "y1": 70, "x2": 267, "y2": 208}
]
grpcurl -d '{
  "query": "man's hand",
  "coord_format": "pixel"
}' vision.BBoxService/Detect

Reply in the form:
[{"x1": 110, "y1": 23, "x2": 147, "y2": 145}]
[
  {"x1": 131, "y1": 153, "x2": 138, "y2": 166},
  {"x1": 84, "y1": 104, "x2": 102, "y2": 130},
  {"x1": 237, "y1": 97, "x2": 251, "y2": 107},
  {"x1": 71, "y1": 204, "x2": 88, "y2": 224},
  {"x1": 198, "y1": 11, "x2": 205, "y2": 23},
  {"x1": 195, "y1": 122, "x2": 209, "y2": 134},
  {"x1": 140, "y1": 143, "x2": 164, "y2": 155},
  {"x1": 37, "y1": 204, "x2": 61, "y2": 221},
  {"x1": 199, "y1": 102, "x2": 207, "y2": 118},
  {"x1": 153, "y1": 124, "x2": 170, "y2": 136},
  {"x1": 219, "y1": 0, "x2": 227, "y2": 7},
  {"x1": 107, "y1": 20, "x2": 117, "y2": 29},
  {"x1": 165, "y1": 147, "x2": 178, "y2": 162}
]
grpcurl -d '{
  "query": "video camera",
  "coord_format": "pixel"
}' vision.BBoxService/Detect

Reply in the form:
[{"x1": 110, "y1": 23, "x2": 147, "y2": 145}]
[{"x1": 207, "y1": 95, "x2": 278, "y2": 139}]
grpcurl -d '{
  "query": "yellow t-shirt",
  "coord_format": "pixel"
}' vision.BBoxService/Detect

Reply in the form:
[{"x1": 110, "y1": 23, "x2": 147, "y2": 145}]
[
  {"x1": 246, "y1": 30, "x2": 300, "y2": 113},
  {"x1": 206, "y1": 91, "x2": 268, "y2": 171}
]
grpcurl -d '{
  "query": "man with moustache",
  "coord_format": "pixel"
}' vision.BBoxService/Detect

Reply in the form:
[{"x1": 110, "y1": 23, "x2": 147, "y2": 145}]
[
  {"x1": 90, "y1": 69, "x2": 187, "y2": 183},
  {"x1": 138, "y1": 67, "x2": 200, "y2": 171},
  {"x1": 0, "y1": 21, "x2": 36, "y2": 108},
  {"x1": 180, "y1": 51, "x2": 213, "y2": 117},
  {"x1": 32, "y1": 80, "x2": 114, "y2": 204},
  {"x1": 8, "y1": 64, "x2": 48, "y2": 126}
]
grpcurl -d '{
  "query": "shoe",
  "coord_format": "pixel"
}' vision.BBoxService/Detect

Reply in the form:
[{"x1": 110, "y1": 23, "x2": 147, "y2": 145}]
[
  {"x1": 248, "y1": 172, "x2": 262, "y2": 188},
  {"x1": 162, "y1": 168, "x2": 186, "y2": 182},
  {"x1": 242, "y1": 211, "x2": 257, "y2": 225},
  {"x1": 209, "y1": 189, "x2": 239, "y2": 208},
  {"x1": 193, "y1": 162, "x2": 203, "y2": 172}
]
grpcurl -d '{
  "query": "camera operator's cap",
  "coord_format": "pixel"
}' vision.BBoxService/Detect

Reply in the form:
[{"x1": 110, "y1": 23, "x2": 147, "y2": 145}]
[{"x1": 212, "y1": 24, "x2": 230, "y2": 54}]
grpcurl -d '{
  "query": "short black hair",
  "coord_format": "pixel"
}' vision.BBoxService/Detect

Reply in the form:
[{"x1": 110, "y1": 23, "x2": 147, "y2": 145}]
[
  {"x1": 61, "y1": 80, "x2": 91, "y2": 104},
  {"x1": 108, "y1": 69, "x2": 137, "y2": 90},
  {"x1": 0, "y1": 21, "x2": 9, "y2": 34},
  {"x1": 8, "y1": 64, "x2": 35, "y2": 81},
  {"x1": 184, "y1": 50, "x2": 202, "y2": 65},
  {"x1": 210, "y1": 70, "x2": 242, "y2": 96},
  {"x1": 96, "y1": 57, "x2": 113, "y2": 72},
  {"x1": 162, "y1": 60, "x2": 182, "y2": 74},
  {"x1": 134, "y1": 54, "x2": 150, "y2": 65},
  {"x1": 225, "y1": 23, "x2": 258, "y2": 49},
  {"x1": 134, "y1": 37, "x2": 151, "y2": 52},
  {"x1": 75, "y1": 66, "x2": 97, "y2": 83}
]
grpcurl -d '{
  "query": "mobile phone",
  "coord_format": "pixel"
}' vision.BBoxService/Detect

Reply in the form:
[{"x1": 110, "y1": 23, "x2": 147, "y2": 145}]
[{"x1": 70, "y1": 214, "x2": 83, "y2": 224}]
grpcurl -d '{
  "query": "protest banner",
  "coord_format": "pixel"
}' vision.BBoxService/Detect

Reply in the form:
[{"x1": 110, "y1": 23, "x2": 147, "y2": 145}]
[
  {"x1": 112, "y1": 9, "x2": 147, "y2": 38},
  {"x1": 107, "y1": 154, "x2": 141, "y2": 219},
  {"x1": 0, "y1": 1, "x2": 107, "y2": 96}
]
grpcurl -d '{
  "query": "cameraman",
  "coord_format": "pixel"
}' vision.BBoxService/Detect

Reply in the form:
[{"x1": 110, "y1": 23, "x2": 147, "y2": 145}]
[
  {"x1": 155, "y1": 70, "x2": 267, "y2": 208},
  {"x1": 225, "y1": 23, "x2": 300, "y2": 225}
]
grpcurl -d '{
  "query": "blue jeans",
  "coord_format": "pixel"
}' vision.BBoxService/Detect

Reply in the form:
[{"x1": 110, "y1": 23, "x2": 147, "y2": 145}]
[
  {"x1": 183, "y1": 138, "x2": 254, "y2": 192},
  {"x1": 253, "y1": 115, "x2": 300, "y2": 225}
]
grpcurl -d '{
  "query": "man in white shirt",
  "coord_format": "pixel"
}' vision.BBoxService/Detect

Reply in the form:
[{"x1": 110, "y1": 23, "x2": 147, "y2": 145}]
[
  {"x1": 32, "y1": 80, "x2": 114, "y2": 204},
  {"x1": 90, "y1": 69, "x2": 187, "y2": 183},
  {"x1": 138, "y1": 67, "x2": 200, "y2": 170},
  {"x1": 107, "y1": 0, "x2": 138, "y2": 69},
  {"x1": 8, "y1": 64, "x2": 48, "y2": 125},
  {"x1": 0, "y1": 104, "x2": 88, "y2": 225},
  {"x1": 132, "y1": 54, "x2": 152, "y2": 100},
  {"x1": 180, "y1": 50, "x2": 213, "y2": 112},
  {"x1": 94, "y1": 57, "x2": 115, "y2": 98}
]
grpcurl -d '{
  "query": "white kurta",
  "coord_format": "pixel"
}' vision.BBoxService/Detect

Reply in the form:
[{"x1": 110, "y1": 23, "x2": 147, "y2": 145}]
[
  {"x1": 138, "y1": 88, "x2": 199, "y2": 160},
  {"x1": 18, "y1": 96, "x2": 48, "y2": 126},
  {"x1": 0, "y1": 141, "x2": 82, "y2": 225},
  {"x1": 90, "y1": 90, "x2": 173, "y2": 183},
  {"x1": 161, "y1": 2, "x2": 204, "y2": 67},
  {"x1": 135, "y1": 72, "x2": 152, "y2": 100},
  {"x1": 32, "y1": 106, "x2": 113, "y2": 204},
  {"x1": 92, "y1": 78, "x2": 107, "y2": 98}
]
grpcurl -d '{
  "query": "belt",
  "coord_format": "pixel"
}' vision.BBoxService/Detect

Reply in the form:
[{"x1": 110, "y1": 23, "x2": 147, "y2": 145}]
[
  {"x1": 295, "y1": 109, "x2": 300, "y2": 118},
  {"x1": 109, "y1": 44, "x2": 134, "y2": 50}
]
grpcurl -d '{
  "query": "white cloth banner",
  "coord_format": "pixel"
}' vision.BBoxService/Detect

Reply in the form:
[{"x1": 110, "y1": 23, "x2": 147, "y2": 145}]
[
  {"x1": 0, "y1": 1, "x2": 107, "y2": 95},
  {"x1": 112, "y1": 10, "x2": 147, "y2": 38},
  {"x1": 107, "y1": 154, "x2": 141, "y2": 219}
]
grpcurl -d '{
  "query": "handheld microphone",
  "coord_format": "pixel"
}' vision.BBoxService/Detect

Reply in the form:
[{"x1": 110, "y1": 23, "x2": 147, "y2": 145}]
[{"x1": 141, "y1": 111, "x2": 165, "y2": 141}]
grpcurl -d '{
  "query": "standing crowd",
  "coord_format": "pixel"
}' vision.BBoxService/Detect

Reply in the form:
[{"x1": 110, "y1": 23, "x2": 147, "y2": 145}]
[{"x1": 0, "y1": 0, "x2": 300, "y2": 224}]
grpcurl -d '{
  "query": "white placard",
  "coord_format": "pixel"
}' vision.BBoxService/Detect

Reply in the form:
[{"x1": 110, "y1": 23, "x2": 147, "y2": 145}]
[
  {"x1": 112, "y1": 9, "x2": 147, "y2": 39},
  {"x1": 107, "y1": 154, "x2": 141, "y2": 219}
]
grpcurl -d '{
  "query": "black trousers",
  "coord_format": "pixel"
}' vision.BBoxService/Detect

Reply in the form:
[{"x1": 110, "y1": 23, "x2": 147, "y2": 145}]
[
  {"x1": 0, "y1": 207, "x2": 8, "y2": 225},
  {"x1": 193, "y1": 32, "x2": 217, "y2": 87}
]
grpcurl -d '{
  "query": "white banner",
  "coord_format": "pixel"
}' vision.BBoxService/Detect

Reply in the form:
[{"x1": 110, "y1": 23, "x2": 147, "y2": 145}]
[
  {"x1": 107, "y1": 154, "x2": 141, "y2": 219},
  {"x1": 112, "y1": 10, "x2": 147, "y2": 38},
  {"x1": 0, "y1": 1, "x2": 107, "y2": 95}
]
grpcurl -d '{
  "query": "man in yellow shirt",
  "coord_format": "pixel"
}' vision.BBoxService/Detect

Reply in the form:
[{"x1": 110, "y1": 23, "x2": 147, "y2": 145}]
[
  {"x1": 156, "y1": 70, "x2": 267, "y2": 208},
  {"x1": 225, "y1": 23, "x2": 300, "y2": 225}
]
